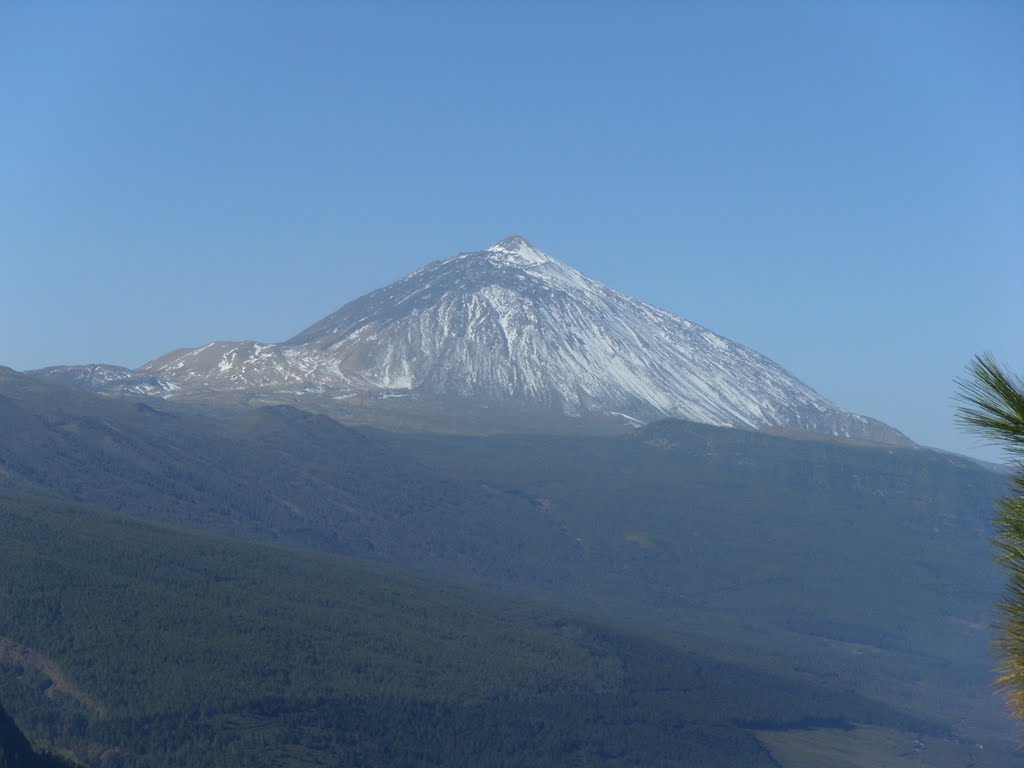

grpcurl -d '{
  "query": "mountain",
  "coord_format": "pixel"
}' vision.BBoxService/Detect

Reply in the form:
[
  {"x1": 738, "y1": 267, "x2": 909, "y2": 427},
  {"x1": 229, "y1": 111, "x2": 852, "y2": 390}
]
[
  {"x1": 31, "y1": 237, "x2": 910, "y2": 444},
  {"x1": 0, "y1": 367, "x2": 1016, "y2": 763},
  {"x1": 27, "y1": 363, "x2": 174, "y2": 396}
]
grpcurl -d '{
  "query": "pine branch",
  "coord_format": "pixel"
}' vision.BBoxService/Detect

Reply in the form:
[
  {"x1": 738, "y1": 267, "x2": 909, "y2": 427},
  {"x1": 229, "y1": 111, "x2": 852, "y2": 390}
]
[
  {"x1": 955, "y1": 353, "x2": 1024, "y2": 457},
  {"x1": 956, "y1": 354, "x2": 1024, "y2": 718}
]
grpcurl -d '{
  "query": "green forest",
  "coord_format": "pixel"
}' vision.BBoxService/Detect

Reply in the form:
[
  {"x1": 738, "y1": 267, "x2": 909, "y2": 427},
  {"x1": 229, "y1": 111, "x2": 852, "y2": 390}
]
[
  {"x1": 0, "y1": 368, "x2": 1019, "y2": 765},
  {"x1": 0, "y1": 494, "x2": 932, "y2": 768}
]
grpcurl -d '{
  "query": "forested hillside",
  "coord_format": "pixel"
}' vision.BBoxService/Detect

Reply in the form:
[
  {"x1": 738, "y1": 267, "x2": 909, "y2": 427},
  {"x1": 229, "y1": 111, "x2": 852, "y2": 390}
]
[
  {"x1": 0, "y1": 369, "x2": 1018, "y2": 764},
  {"x1": 0, "y1": 703, "x2": 75, "y2": 768},
  {"x1": 0, "y1": 495, "x2": 944, "y2": 767}
]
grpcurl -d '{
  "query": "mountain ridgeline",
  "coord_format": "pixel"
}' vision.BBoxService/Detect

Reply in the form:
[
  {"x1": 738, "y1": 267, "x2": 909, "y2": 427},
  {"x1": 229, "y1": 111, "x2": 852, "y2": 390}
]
[
  {"x1": 31, "y1": 236, "x2": 909, "y2": 444},
  {"x1": 0, "y1": 366, "x2": 1016, "y2": 766}
]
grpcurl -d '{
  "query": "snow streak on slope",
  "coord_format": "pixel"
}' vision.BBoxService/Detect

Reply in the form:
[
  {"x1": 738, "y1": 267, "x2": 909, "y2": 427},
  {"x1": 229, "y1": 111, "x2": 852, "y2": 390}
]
[
  {"x1": 29, "y1": 364, "x2": 179, "y2": 395},
  {"x1": 126, "y1": 236, "x2": 906, "y2": 443}
]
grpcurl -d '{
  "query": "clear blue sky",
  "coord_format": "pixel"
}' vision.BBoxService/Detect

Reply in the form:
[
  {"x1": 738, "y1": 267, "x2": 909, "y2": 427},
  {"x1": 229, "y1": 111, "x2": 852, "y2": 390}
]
[{"x1": 1, "y1": 1, "x2": 1021, "y2": 460}]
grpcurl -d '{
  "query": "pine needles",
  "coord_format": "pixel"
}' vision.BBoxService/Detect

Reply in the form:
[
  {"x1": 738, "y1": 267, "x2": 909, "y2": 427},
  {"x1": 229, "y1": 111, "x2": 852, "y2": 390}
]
[{"x1": 956, "y1": 353, "x2": 1024, "y2": 718}]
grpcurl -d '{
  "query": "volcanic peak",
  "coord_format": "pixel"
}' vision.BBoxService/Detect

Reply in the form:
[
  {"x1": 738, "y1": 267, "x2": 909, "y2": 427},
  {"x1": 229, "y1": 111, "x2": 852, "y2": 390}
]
[
  {"x1": 27, "y1": 236, "x2": 914, "y2": 446},
  {"x1": 482, "y1": 235, "x2": 551, "y2": 267}
]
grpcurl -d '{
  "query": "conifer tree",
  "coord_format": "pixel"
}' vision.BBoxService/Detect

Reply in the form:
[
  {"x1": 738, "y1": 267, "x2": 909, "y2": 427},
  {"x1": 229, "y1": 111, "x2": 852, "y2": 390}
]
[{"x1": 957, "y1": 354, "x2": 1024, "y2": 717}]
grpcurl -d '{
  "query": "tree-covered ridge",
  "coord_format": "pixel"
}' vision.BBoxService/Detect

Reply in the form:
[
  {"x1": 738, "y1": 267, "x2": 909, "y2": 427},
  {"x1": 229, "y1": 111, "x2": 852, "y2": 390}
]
[
  {"x1": 0, "y1": 367, "x2": 1018, "y2": 763},
  {"x1": 0, "y1": 495, "x2": 935, "y2": 768}
]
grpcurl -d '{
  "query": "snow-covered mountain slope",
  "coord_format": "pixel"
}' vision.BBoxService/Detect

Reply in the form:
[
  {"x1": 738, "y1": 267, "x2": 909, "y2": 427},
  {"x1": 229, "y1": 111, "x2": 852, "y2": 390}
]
[
  {"x1": 98, "y1": 235, "x2": 909, "y2": 444},
  {"x1": 29, "y1": 363, "x2": 178, "y2": 395}
]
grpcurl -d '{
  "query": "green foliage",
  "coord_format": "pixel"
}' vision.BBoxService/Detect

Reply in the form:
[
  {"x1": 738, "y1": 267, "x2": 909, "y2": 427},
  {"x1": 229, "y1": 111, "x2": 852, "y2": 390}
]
[
  {"x1": 0, "y1": 703, "x2": 75, "y2": 768},
  {"x1": 375, "y1": 421, "x2": 1008, "y2": 720},
  {"x1": 0, "y1": 703, "x2": 34, "y2": 768},
  {"x1": 0, "y1": 367, "x2": 1019, "y2": 762},
  {"x1": 957, "y1": 353, "x2": 1024, "y2": 717},
  {"x1": 0, "y1": 496, "x2": 919, "y2": 767},
  {"x1": 957, "y1": 355, "x2": 1024, "y2": 455}
]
